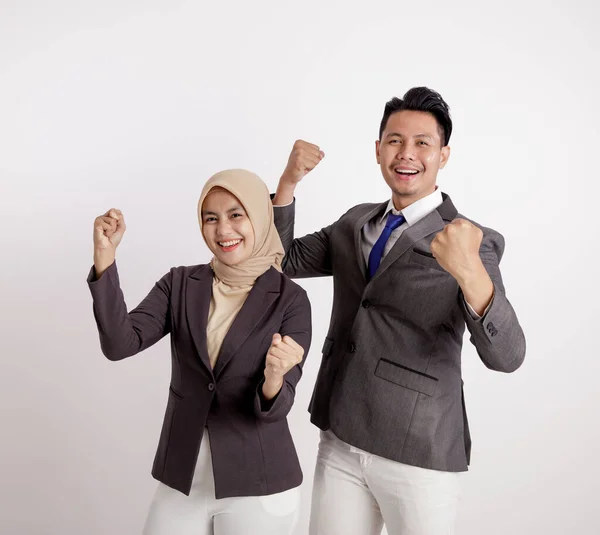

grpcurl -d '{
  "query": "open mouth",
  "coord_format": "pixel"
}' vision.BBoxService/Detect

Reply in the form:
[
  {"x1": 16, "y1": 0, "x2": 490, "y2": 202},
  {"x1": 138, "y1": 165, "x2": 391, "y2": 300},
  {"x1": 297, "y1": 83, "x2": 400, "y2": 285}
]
[
  {"x1": 218, "y1": 239, "x2": 242, "y2": 252},
  {"x1": 393, "y1": 167, "x2": 420, "y2": 180}
]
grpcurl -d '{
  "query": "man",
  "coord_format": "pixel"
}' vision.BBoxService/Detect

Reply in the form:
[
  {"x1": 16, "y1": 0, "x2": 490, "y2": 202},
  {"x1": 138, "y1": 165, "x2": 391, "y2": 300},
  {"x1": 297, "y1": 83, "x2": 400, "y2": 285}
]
[{"x1": 271, "y1": 87, "x2": 525, "y2": 535}]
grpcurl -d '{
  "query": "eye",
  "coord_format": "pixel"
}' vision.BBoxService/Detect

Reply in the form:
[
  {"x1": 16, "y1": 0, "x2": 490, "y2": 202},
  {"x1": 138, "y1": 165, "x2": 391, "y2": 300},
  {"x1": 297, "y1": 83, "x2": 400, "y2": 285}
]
[
  {"x1": 418, "y1": 141, "x2": 429, "y2": 146},
  {"x1": 231, "y1": 212, "x2": 245, "y2": 219},
  {"x1": 389, "y1": 139, "x2": 400, "y2": 145},
  {"x1": 204, "y1": 216, "x2": 217, "y2": 223}
]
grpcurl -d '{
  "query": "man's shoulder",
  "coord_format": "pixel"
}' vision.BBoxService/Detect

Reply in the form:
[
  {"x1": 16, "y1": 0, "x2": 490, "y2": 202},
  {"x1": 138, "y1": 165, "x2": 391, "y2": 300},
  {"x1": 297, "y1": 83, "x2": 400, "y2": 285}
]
[
  {"x1": 340, "y1": 201, "x2": 385, "y2": 220},
  {"x1": 455, "y1": 212, "x2": 506, "y2": 253},
  {"x1": 455, "y1": 211, "x2": 502, "y2": 235}
]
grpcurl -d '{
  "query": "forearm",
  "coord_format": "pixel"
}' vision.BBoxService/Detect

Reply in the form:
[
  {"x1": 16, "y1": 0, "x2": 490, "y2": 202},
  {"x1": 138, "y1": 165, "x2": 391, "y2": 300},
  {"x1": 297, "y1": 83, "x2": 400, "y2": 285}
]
[
  {"x1": 457, "y1": 262, "x2": 494, "y2": 316},
  {"x1": 88, "y1": 262, "x2": 148, "y2": 359},
  {"x1": 255, "y1": 376, "x2": 295, "y2": 422},
  {"x1": 93, "y1": 250, "x2": 115, "y2": 279},
  {"x1": 272, "y1": 181, "x2": 296, "y2": 206},
  {"x1": 461, "y1": 258, "x2": 525, "y2": 371},
  {"x1": 464, "y1": 290, "x2": 526, "y2": 373},
  {"x1": 262, "y1": 376, "x2": 284, "y2": 400},
  {"x1": 255, "y1": 291, "x2": 311, "y2": 421},
  {"x1": 87, "y1": 263, "x2": 171, "y2": 360}
]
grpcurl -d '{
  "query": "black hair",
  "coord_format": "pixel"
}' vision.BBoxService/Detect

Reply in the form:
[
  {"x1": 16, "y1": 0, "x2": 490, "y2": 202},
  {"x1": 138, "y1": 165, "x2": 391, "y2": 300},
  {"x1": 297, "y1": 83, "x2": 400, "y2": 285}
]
[{"x1": 379, "y1": 87, "x2": 452, "y2": 146}]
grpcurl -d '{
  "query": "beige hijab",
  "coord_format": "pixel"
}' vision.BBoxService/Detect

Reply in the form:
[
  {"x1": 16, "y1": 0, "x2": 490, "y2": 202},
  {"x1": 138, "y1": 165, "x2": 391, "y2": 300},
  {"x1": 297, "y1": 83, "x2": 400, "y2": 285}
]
[{"x1": 198, "y1": 169, "x2": 284, "y2": 368}]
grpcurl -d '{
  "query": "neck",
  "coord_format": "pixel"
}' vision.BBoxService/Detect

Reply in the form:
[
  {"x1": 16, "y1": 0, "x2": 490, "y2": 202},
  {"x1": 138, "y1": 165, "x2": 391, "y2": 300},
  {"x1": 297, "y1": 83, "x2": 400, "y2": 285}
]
[{"x1": 391, "y1": 188, "x2": 436, "y2": 211}]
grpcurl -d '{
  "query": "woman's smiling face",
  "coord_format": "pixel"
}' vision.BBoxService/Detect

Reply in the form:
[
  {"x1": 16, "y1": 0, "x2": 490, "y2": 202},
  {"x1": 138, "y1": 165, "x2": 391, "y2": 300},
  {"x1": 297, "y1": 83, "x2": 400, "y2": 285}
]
[{"x1": 201, "y1": 187, "x2": 255, "y2": 266}]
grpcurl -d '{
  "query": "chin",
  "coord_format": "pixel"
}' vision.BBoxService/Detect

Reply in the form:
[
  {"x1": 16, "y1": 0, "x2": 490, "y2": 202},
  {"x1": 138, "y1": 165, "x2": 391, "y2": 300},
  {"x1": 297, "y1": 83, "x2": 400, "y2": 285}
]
[
  {"x1": 216, "y1": 257, "x2": 238, "y2": 267},
  {"x1": 392, "y1": 186, "x2": 418, "y2": 197}
]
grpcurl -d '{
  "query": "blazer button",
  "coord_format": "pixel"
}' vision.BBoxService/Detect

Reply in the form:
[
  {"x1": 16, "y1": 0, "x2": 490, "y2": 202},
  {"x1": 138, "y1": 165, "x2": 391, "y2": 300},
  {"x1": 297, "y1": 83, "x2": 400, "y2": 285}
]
[
  {"x1": 208, "y1": 383, "x2": 215, "y2": 392},
  {"x1": 361, "y1": 300, "x2": 371, "y2": 309}
]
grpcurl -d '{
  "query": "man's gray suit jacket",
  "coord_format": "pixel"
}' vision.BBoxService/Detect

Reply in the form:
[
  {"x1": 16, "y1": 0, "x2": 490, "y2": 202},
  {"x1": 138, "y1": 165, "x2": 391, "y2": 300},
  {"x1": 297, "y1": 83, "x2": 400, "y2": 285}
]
[{"x1": 273, "y1": 193, "x2": 525, "y2": 472}]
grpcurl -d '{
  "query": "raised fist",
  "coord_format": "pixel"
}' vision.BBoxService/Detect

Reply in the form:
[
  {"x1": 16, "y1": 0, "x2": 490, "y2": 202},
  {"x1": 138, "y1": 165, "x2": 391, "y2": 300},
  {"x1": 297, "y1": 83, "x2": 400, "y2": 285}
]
[
  {"x1": 280, "y1": 140, "x2": 324, "y2": 185},
  {"x1": 93, "y1": 208, "x2": 126, "y2": 253}
]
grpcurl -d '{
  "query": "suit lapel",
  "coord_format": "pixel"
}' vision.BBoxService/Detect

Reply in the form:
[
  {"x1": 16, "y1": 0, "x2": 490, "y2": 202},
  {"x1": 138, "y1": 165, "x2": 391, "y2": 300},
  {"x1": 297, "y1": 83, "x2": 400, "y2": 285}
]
[
  {"x1": 213, "y1": 267, "x2": 281, "y2": 379},
  {"x1": 370, "y1": 193, "x2": 458, "y2": 282},
  {"x1": 353, "y1": 202, "x2": 388, "y2": 281},
  {"x1": 186, "y1": 265, "x2": 214, "y2": 375},
  {"x1": 436, "y1": 193, "x2": 458, "y2": 222}
]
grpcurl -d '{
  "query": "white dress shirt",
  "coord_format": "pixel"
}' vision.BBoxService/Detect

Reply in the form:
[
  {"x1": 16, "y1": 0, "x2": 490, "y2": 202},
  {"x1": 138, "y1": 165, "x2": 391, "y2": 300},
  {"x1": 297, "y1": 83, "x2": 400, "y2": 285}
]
[{"x1": 361, "y1": 189, "x2": 444, "y2": 267}]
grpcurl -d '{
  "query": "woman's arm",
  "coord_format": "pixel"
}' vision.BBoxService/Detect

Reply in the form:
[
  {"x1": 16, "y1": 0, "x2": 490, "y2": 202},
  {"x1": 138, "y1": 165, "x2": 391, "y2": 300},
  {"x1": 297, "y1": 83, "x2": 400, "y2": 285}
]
[
  {"x1": 87, "y1": 263, "x2": 172, "y2": 360},
  {"x1": 253, "y1": 289, "x2": 312, "y2": 423},
  {"x1": 87, "y1": 208, "x2": 172, "y2": 360}
]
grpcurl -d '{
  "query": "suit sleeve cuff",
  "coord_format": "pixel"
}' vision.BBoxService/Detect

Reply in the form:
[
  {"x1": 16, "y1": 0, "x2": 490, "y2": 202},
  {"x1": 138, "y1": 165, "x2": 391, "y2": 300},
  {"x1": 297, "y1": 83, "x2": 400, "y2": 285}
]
[
  {"x1": 270, "y1": 193, "x2": 295, "y2": 208},
  {"x1": 87, "y1": 260, "x2": 119, "y2": 290},
  {"x1": 464, "y1": 288, "x2": 495, "y2": 320},
  {"x1": 254, "y1": 379, "x2": 292, "y2": 422}
]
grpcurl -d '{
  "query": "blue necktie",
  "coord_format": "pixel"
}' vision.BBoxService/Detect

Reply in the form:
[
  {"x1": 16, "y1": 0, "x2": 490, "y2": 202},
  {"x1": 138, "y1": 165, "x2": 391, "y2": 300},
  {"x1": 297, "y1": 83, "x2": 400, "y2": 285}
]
[{"x1": 368, "y1": 213, "x2": 405, "y2": 279}]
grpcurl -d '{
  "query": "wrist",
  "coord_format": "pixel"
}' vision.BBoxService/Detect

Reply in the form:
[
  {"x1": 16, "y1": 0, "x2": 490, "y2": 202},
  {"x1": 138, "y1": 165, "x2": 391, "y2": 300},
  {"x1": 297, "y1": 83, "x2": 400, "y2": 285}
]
[
  {"x1": 272, "y1": 178, "x2": 296, "y2": 206},
  {"x1": 454, "y1": 256, "x2": 486, "y2": 287},
  {"x1": 458, "y1": 262, "x2": 494, "y2": 316},
  {"x1": 262, "y1": 376, "x2": 284, "y2": 400},
  {"x1": 93, "y1": 250, "x2": 115, "y2": 278}
]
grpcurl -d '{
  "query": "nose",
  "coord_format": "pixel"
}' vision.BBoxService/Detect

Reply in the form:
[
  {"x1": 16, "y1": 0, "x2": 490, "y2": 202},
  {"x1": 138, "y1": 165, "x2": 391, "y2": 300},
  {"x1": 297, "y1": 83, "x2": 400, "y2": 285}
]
[
  {"x1": 216, "y1": 218, "x2": 233, "y2": 237},
  {"x1": 396, "y1": 143, "x2": 415, "y2": 161}
]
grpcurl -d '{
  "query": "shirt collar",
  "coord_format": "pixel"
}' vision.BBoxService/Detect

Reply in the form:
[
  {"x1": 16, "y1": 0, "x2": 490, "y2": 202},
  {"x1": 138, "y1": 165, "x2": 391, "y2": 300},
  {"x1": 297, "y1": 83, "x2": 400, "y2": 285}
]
[{"x1": 381, "y1": 188, "x2": 444, "y2": 227}]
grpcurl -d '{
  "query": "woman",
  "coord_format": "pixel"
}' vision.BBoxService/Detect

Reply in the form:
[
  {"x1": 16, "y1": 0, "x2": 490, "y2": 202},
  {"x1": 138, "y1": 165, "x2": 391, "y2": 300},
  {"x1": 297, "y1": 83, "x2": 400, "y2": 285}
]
[{"x1": 87, "y1": 169, "x2": 311, "y2": 535}]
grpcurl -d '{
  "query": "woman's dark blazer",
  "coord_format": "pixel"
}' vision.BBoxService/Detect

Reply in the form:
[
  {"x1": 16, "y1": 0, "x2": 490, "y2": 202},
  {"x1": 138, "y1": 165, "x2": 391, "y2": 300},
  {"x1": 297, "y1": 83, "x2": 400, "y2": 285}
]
[{"x1": 87, "y1": 261, "x2": 312, "y2": 497}]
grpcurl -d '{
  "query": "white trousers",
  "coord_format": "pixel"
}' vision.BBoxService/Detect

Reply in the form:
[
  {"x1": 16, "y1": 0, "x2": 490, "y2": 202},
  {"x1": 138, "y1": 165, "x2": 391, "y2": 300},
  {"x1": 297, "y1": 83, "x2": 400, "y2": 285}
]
[
  {"x1": 143, "y1": 430, "x2": 300, "y2": 535},
  {"x1": 309, "y1": 430, "x2": 462, "y2": 535}
]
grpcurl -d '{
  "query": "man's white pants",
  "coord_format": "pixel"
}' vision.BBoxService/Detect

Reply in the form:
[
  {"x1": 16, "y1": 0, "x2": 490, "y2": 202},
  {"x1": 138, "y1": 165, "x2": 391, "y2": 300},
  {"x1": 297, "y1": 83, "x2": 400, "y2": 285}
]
[{"x1": 310, "y1": 430, "x2": 462, "y2": 535}]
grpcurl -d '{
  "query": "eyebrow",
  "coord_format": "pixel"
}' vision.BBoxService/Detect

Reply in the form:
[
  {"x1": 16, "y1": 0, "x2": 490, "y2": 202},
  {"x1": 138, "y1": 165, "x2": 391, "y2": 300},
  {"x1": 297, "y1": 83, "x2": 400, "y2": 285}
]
[
  {"x1": 386, "y1": 132, "x2": 434, "y2": 140},
  {"x1": 201, "y1": 206, "x2": 245, "y2": 216}
]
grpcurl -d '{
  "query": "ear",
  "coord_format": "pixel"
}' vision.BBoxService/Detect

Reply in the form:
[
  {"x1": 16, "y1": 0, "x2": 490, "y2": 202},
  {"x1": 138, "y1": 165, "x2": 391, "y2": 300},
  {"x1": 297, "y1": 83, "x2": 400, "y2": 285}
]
[
  {"x1": 375, "y1": 139, "x2": 381, "y2": 164},
  {"x1": 439, "y1": 145, "x2": 451, "y2": 169},
  {"x1": 197, "y1": 202, "x2": 204, "y2": 231}
]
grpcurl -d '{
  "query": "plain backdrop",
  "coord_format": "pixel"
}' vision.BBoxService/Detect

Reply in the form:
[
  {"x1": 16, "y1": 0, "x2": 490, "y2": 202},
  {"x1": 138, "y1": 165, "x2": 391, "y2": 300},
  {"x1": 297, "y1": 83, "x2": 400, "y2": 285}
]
[{"x1": 1, "y1": 0, "x2": 599, "y2": 534}]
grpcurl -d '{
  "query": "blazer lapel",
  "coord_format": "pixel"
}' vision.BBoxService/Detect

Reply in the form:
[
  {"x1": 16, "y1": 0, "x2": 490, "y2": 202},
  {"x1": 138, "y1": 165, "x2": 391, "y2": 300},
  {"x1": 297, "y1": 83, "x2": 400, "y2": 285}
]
[
  {"x1": 213, "y1": 267, "x2": 281, "y2": 379},
  {"x1": 186, "y1": 265, "x2": 214, "y2": 375},
  {"x1": 436, "y1": 193, "x2": 458, "y2": 222},
  {"x1": 353, "y1": 202, "x2": 388, "y2": 281},
  {"x1": 371, "y1": 193, "x2": 458, "y2": 282}
]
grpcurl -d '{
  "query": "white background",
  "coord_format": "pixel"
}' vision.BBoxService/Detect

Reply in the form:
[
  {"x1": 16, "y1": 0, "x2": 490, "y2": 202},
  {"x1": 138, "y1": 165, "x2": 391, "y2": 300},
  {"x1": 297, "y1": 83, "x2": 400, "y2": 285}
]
[{"x1": 1, "y1": 0, "x2": 599, "y2": 533}]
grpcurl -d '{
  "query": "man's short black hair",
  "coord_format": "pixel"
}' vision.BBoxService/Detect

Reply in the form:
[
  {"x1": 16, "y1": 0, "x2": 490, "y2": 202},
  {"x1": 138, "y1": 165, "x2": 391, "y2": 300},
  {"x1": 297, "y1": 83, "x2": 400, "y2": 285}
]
[{"x1": 379, "y1": 87, "x2": 452, "y2": 146}]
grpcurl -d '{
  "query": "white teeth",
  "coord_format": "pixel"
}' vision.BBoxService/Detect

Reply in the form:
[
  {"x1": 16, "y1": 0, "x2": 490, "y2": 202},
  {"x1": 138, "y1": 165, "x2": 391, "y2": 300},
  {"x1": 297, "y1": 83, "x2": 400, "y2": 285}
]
[
  {"x1": 395, "y1": 168, "x2": 418, "y2": 174},
  {"x1": 219, "y1": 239, "x2": 241, "y2": 247}
]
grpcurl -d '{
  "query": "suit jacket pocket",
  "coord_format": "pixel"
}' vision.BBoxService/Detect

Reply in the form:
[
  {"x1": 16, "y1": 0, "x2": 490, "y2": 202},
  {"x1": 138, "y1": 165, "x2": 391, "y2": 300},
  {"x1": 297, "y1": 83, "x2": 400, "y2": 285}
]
[
  {"x1": 153, "y1": 395, "x2": 177, "y2": 477},
  {"x1": 321, "y1": 337, "x2": 334, "y2": 357},
  {"x1": 410, "y1": 249, "x2": 447, "y2": 272},
  {"x1": 169, "y1": 385, "x2": 184, "y2": 400},
  {"x1": 375, "y1": 358, "x2": 438, "y2": 396}
]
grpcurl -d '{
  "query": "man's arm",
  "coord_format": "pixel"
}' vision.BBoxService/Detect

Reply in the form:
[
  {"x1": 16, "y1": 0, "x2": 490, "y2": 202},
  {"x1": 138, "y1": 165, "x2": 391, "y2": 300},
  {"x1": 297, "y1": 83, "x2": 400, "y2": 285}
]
[
  {"x1": 271, "y1": 140, "x2": 334, "y2": 278},
  {"x1": 431, "y1": 219, "x2": 526, "y2": 372},
  {"x1": 272, "y1": 139, "x2": 324, "y2": 206},
  {"x1": 461, "y1": 231, "x2": 525, "y2": 373}
]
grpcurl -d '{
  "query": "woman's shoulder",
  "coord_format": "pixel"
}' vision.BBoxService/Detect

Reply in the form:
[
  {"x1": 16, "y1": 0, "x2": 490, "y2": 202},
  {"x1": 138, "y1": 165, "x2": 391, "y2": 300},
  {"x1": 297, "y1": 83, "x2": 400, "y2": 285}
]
[{"x1": 164, "y1": 263, "x2": 212, "y2": 281}]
